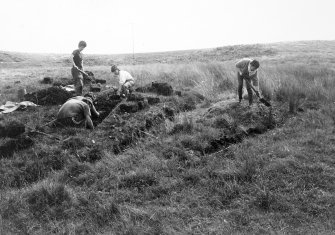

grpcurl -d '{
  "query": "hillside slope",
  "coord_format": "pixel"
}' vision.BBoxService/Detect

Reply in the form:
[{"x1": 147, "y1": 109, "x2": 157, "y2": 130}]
[{"x1": 1, "y1": 40, "x2": 335, "y2": 67}]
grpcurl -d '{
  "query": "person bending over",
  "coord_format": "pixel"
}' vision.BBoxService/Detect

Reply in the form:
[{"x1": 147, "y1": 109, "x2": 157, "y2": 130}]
[
  {"x1": 56, "y1": 94, "x2": 99, "y2": 129},
  {"x1": 235, "y1": 58, "x2": 260, "y2": 106}
]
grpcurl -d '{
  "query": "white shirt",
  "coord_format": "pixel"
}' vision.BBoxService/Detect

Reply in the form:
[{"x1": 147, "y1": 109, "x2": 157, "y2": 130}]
[{"x1": 118, "y1": 70, "x2": 134, "y2": 86}]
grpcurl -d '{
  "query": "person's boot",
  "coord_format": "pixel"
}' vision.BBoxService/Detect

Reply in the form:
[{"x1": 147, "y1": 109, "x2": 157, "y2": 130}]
[
  {"x1": 248, "y1": 96, "x2": 253, "y2": 107},
  {"x1": 120, "y1": 86, "x2": 127, "y2": 98}
]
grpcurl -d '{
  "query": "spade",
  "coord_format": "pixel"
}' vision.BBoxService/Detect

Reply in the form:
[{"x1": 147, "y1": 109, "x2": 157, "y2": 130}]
[{"x1": 244, "y1": 78, "x2": 271, "y2": 107}]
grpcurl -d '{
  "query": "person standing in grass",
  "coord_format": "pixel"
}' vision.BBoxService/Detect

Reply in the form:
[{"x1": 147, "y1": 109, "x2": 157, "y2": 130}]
[
  {"x1": 236, "y1": 58, "x2": 260, "y2": 106},
  {"x1": 110, "y1": 65, "x2": 136, "y2": 97},
  {"x1": 71, "y1": 41, "x2": 90, "y2": 96},
  {"x1": 56, "y1": 93, "x2": 99, "y2": 129}
]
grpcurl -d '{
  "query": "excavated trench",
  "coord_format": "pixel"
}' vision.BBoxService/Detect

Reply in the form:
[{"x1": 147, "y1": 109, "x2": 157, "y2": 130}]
[
  {"x1": 203, "y1": 104, "x2": 277, "y2": 154},
  {"x1": 89, "y1": 84, "x2": 279, "y2": 156},
  {"x1": 0, "y1": 83, "x2": 176, "y2": 158},
  {"x1": 0, "y1": 82, "x2": 281, "y2": 158},
  {"x1": 0, "y1": 81, "x2": 286, "y2": 193},
  {"x1": 90, "y1": 83, "x2": 189, "y2": 154}
]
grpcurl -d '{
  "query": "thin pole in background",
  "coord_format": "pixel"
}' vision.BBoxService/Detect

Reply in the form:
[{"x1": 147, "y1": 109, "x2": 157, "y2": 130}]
[{"x1": 131, "y1": 22, "x2": 135, "y2": 62}]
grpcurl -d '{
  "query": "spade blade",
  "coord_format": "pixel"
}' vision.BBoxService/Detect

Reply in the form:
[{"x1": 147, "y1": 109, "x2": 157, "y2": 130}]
[{"x1": 259, "y1": 98, "x2": 271, "y2": 107}]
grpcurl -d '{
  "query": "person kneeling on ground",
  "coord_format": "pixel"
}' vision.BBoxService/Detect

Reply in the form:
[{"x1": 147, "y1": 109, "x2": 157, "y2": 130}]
[
  {"x1": 56, "y1": 93, "x2": 99, "y2": 129},
  {"x1": 110, "y1": 65, "x2": 136, "y2": 98},
  {"x1": 235, "y1": 58, "x2": 260, "y2": 106}
]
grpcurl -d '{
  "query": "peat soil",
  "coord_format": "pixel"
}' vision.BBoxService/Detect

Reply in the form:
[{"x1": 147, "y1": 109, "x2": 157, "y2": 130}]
[{"x1": 1, "y1": 82, "x2": 286, "y2": 162}]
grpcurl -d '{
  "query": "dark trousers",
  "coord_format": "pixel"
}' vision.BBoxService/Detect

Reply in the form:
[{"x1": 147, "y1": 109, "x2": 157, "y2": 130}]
[
  {"x1": 71, "y1": 67, "x2": 83, "y2": 96},
  {"x1": 238, "y1": 73, "x2": 257, "y2": 105}
]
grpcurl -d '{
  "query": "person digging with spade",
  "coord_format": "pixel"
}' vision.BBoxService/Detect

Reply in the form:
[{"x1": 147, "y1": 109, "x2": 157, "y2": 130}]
[
  {"x1": 71, "y1": 40, "x2": 91, "y2": 96},
  {"x1": 235, "y1": 58, "x2": 260, "y2": 107},
  {"x1": 110, "y1": 65, "x2": 136, "y2": 98}
]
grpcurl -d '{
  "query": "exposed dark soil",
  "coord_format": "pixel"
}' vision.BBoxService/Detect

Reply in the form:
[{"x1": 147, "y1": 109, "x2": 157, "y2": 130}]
[
  {"x1": 135, "y1": 82, "x2": 173, "y2": 96},
  {"x1": 0, "y1": 135, "x2": 34, "y2": 158},
  {"x1": 5, "y1": 82, "x2": 283, "y2": 161},
  {"x1": 24, "y1": 86, "x2": 74, "y2": 105},
  {"x1": 88, "y1": 82, "x2": 210, "y2": 154},
  {"x1": 201, "y1": 101, "x2": 283, "y2": 154},
  {"x1": 151, "y1": 82, "x2": 174, "y2": 96},
  {"x1": 52, "y1": 77, "x2": 73, "y2": 87},
  {"x1": 59, "y1": 82, "x2": 281, "y2": 156},
  {"x1": 0, "y1": 120, "x2": 25, "y2": 138},
  {"x1": 92, "y1": 105, "x2": 166, "y2": 154},
  {"x1": 92, "y1": 90, "x2": 122, "y2": 126},
  {"x1": 41, "y1": 77, "x2": 53, "y2": 84}
]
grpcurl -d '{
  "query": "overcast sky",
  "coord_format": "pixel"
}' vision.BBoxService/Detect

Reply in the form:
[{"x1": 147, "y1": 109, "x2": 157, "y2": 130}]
[{"x1": 0, "y1": 0, "x2": 334, "y2": 54}]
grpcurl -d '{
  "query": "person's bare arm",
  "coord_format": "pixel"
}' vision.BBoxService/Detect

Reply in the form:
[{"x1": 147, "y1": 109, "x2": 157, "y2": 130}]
[
  {"x1": 71, "y1": 54, "x2": 88, "y2": 76},
  {"x1": 83, "y1": 103, "x2": 94, "y2": 129},
  {"x1": 83, "y1": 98, "x2": 99, "y2": 117},
  {"x1": 85, "y1": 114, "x2": 94, "y2": 129},
  {"x1": 252, "y1": 71, "x2": 260, "y2": 93},
  {"x1": 71, "y1": 54, "x2": 80, "y2": 70},
  {"x1": 81, "y1": 59, "x2": 84, "y2": 72},
  {"x1": 90, "y1": 103, "x2": 99, "y2": 117}
]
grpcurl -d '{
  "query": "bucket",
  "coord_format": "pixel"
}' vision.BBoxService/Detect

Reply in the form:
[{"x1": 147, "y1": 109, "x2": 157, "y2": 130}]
[{"x1": 17, "y1": 88, "x2": 27, "y2": 101}]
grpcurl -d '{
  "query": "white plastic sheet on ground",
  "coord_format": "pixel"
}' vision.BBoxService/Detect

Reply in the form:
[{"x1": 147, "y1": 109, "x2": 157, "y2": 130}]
[
  {"x1": 61, "y1": 85, "x2": 75, "y2": 92},
  {"x1": 0, "y1": 101, "x2": 38, "y2": 114}
]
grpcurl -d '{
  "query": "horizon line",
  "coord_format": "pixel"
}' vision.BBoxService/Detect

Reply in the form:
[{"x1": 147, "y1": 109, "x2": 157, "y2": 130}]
[{"x1": 1, "y1": 39, "x2": 334, "y2": 56}]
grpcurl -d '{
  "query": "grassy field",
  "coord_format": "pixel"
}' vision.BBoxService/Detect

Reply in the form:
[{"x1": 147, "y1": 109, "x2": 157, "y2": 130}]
[{"x1": 0, "y1": 40, "x2": 335, "y2": 234}]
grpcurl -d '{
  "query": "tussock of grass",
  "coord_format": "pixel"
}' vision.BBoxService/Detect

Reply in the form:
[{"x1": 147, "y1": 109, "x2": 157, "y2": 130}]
[
  {"x1": 223, "y1": 107, "x2": 335, "y2": 230},
  {"x1": 0, "y1": 146, "x2": 70, "y2": 188},
  {"x1": 0, "y1": 120, "x2": 25, "y2": 138},
  {"x1": 75, "y1": 192, "x2": 120, "y2": 227},
  {"x1": 25, "y1": 183, "x2": 72, "y2": 220},
  {"x1": 81, "y1": 145, "x2": 105, "y2": 163},
  {"x1": 61, "y1": 136, "x2": 87, "y2": 151},
  {"x1": 168, "y1": 113, "x2": 194, "y2": 135},
  {"x1": 119, "y1": 171, "x2": 158, "y2": 190},
  {"x1": 1, "y1": 181, "x2": 121, "y2": 234},
  {"x1": 59, "y1": 161, "x2": 94, "y2": 186},
  {"x1": 261, "y1": 64, "x2": 335, "y2": 111},
  {"x1": 160, "y1": 146, "x2": 188, "y2": 160}
]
